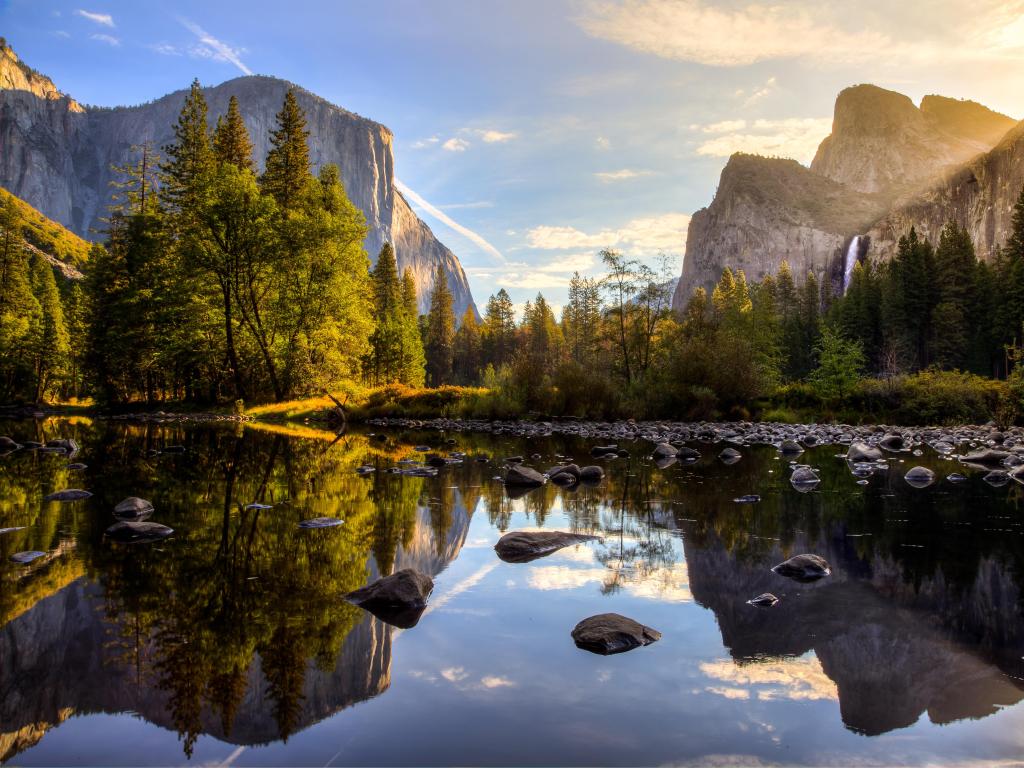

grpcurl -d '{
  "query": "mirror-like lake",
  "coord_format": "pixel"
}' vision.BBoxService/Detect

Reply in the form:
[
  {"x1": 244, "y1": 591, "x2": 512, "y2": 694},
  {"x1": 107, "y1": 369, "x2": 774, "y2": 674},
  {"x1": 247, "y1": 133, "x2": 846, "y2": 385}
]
[{"x1": 2, "y1": 419, "x2": 1024, "y2": 766}]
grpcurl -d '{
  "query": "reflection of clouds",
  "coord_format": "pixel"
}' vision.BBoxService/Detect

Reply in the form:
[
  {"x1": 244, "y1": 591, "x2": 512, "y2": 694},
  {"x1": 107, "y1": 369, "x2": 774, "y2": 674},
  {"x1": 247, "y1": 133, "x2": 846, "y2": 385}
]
[
  {"x1": 701, "y1": 656, "x2": 838, "y2": 702},
  {"x1": 528, "y1": 562, "x2": 693, "y2": 603}
]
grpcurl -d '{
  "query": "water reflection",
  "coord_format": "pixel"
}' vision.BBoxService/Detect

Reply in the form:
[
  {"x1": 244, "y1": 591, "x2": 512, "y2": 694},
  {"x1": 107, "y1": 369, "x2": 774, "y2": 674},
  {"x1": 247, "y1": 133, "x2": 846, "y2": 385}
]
[{"x1": 1, "y1": 420, "x2": 1023, "y2": 764}]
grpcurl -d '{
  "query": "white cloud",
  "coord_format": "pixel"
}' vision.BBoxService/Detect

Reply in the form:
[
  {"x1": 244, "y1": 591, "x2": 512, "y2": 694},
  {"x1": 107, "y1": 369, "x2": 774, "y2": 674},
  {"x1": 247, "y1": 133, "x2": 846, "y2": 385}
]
[
  {"x1": 90, "y1": 33, "x2": 120, "y2": 46},
  {"x1": 441, "y1": 667, "x2": 469, "y2": 683},
  {"x1": 442, "y1": 137, "x2": 470, "y2": 152},
  {"x1": 594, "y1": 168, "x2": 653, "y2": 182},
  {"x1": 481, "y1": 676, "x2": 516, "y2": 689},
  {"x1": 743, "y1": 76, "x2": 777, "y2": 105},
  {"x1": 411, "y1": 136, "x2": 440, "y2": 149},
  {"x1": 595, "y1": 136, "x2": 611, "y2": 150},
  {"x1": 695, "y1": 117, "x2": 832, "y2": 164},
  {"x1": 701, "y1": 656, "x2": 838, "y2": 702},
  {"x1": 75, "y1": 9, "x2": 114, "y2": 27},
  {"x1": 576, "y1": 0, "x2": 1024, "y2": 68},
  {"x1": 526, "y1": 212, "x2": 690, "y2": 254},
  {"x1": 396, "y1": 179, "x2": 506, "y2": 264},
  {"x1": 179, "y1": 18, "x2": 252, "y2": 75},
  {"x1": 477, "y1": 129, "x2": 517, "y2": 143}
]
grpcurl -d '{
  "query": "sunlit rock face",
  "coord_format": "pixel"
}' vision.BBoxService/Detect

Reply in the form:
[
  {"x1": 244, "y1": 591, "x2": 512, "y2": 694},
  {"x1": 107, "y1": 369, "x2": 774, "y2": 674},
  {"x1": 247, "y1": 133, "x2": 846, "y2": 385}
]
[
  {"x1": 673, "y1": 84, "x2": 1019, "y2": 310},
  {"x1": 810, "y1": 85, "x2": 1015, "y2": 196},
  {"x1": 673, "y1": 154, "x2": 887, "y2": 307},
  {"x1": 0, "y1": 44, "x2": 475, "y2": 318}
]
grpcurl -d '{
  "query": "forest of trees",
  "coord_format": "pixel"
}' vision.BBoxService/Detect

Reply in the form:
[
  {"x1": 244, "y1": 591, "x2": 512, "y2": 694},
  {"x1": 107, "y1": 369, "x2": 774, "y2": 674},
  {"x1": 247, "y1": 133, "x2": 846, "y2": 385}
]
[{"x1": 1, "y1": 75, "x2": 1024, "y2": 419}]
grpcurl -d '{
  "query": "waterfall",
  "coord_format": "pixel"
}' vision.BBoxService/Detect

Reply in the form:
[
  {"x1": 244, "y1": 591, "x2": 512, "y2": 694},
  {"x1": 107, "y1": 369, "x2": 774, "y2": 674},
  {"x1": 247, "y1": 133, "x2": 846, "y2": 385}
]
[{"x1": 842, "y1": 236, "x2": 861, "y2": 293}]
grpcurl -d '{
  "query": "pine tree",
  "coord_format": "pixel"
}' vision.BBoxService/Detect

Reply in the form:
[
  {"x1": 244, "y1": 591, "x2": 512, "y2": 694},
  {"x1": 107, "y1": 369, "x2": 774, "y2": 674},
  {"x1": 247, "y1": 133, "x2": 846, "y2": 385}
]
[
  {"x1": 27, "y1": 253, "x2": 69, "y2": 401},
  {"x1": 366, "y1": 243, "x2": 403, "y2": 384},
  {"x1": 399, "y1": 267, "x2": 426, "y2": 386},
  {"x1": 482, "y1": 288, "x2": 516, "y2": 369},
  {"x1": 160, "y1": 79, "x2": 214, "y2": 217},
  {"x1": 213, "y1": 95, "x2": 254, "y2": 170},
  {"x1": 933, "y1": 220, "x2": 977, "y2": 369},
  {"x1": 452, "y1": 306, "x2": 482, "y2": 384},
  {"x1": 424, "y1": 265, "x2": 455, "y2": 386},
  {"x1": 261, "y1": 89, "x2": 310, "y2": 211}
]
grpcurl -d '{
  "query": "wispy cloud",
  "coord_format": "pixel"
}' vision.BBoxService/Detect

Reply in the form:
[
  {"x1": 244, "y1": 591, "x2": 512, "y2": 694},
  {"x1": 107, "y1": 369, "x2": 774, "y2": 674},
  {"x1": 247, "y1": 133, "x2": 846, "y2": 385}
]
[
  {"x1": 595, "y1": 136, "x2": 611, "y2": 150},
  {"x1": 90, "y1": 33, "x2": 120, "y2": 46},
  {"x1": 396, "y1": 179, "x2": 506, "y2": 264},
  {"x1": 594, "y1": 168, "x2": 653, "y2": 182},
  {"x1": 526, "y1": 212, "x2": 690, "y2": 254},
  {"x1": 179, "y1": 18, "x2": 252, "y2": 75},
  {"x1": 75, "y1": 9, "x2": 114, "y2": 27},
  {"x1": 150, "y1": 43, "x2": 182, "y2": 56},
  {"x1": 576, "y1": 0, "x2": 1024, "y2": 67},
  {"x1": 411, "y1": 136, "x2": 440, "y2": 149},
  {"x1": 438, "y1": 201, "x2": 494, "y2": 210},
  {"x1": 476, "y1": 129, "x2": 517, "y2": 143},
  {"x1": 694, "y1": 117, "x2": 831, "y2": 164},
  {"x1": 53, "y1": 30, "x2": 71, "y2": 39},
  {"x1": 442, "y1": 137, "x2": 470, "y2": 152}
]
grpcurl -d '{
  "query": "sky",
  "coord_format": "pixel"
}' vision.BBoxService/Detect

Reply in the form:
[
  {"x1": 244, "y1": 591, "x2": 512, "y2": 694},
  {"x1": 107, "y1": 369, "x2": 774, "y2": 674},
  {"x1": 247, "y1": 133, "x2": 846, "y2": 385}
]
[{"x1": 2, "y1": 0, "x2": 1024, "y2": 315}]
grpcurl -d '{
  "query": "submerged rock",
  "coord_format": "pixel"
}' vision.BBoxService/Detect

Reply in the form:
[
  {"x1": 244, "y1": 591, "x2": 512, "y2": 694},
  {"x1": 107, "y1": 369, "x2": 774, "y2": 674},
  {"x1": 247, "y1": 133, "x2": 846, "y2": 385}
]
[
  {"x1": 904, "y1": 466, "x2": 936, "y2": 488},
  {"x1": 10, "y1": 550, "x2": 46, "y2": 564},
  {"x1": 676, "y1": 447, "x2": 701, "y2": 461},
  {"x1": 43, "y1": 489, "x2": 92, "y2": 502},
  {"x1": 104, "y1": 521, "x2": 174, "y2": 544},
  {"x1": 847, "y1": 442, "x2": 883, "y2": 462},
  {"x1": 719, "y1": 447, "x2": 742, "y2": 464},
  {"x1": 0, "y1": 526, "x2": 26, "y2": 535},
  {"x1": 298, "y1": 517, "x2": 344, "y2": 529},
  {"x1": 345, "y1": 569, "x2": 434, "y2": 628},
  {"x1": 67, "y1": 462, "x2": 87, "y2": 471},
  {"x1": 579, "y1": 465, "x2": 604, "y2": 483},
  {"x1": 245, "y1": 503, "x2": 273, "y2": 510},
  {"x1": 960, "y1": 449, "x2": 1010, "y2": 467},
  {"x1": 947, "y1": 472, "x2": 969, "y2": 483},
  {"x1": 746, "y1": 592, "x2": 779, "y2": 608},
  {"x1": 571, "y1": 613, "x2": 661, "y2": 655},
  {"x1": 772, "y1": 553, "x2": 831, "y2": 581},
  {"x1": 494, "y1": 530, "x2": 600, "y2": 563},
  {"x1": 733, "y1": 494, "x2": 761, "y2": 504},
  {"x1": 984, "y1": 470, "x2": 1010, "y2": 487}
]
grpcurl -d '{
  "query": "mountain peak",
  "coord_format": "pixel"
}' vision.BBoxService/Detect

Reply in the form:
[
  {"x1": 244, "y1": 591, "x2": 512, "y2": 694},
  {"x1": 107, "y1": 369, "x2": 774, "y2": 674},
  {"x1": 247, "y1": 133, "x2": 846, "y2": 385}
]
[{"x1": 0, "y1": 39, "x2": 81, "y2": 111}]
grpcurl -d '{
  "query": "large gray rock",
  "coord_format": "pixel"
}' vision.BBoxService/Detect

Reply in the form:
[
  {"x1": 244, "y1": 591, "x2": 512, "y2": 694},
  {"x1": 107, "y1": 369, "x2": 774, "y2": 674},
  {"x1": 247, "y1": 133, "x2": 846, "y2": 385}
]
[
  {"x1": 113, "y1": 497, "x2": 154, "y2": 519},
  {"x1": 504, "y1": 465, "x2": 546, "y2": 487},
  {"x1": 960, "y1": 449, "x2": 1011, "y2": 467},
  {"x1": 0, "y1": 42, "x2": 477, "y2": 319},
  {"x1": 772, "y1": 553, "x2": 831, "y2": 581},
  {"x1": 43, "y1": 489, "x2": 92, "y2": 502},
  {"x1": 345, "y1": 569, "x2": 433, "y2": 628},
  {"x1": 494, "y1": 531, "x2": 599, "y2": 563},
  {"x1": 104, "y1": 521, "x2": 174, "y2": 544},
  {"x1": 904, "y1": 466, "x2": 936, "y2": 488},
  {"x1": 847, "y1": 442, "x2": 883, "y2": 462},
  {"x1": 571, "y1": 613, "x2": 661, "y2": 655}
]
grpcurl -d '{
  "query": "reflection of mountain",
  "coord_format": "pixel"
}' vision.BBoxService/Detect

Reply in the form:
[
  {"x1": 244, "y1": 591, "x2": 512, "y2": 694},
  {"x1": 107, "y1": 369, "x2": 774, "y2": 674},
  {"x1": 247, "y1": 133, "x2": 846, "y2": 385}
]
[
  {"x1": 683, "y1": 531, "x2": 1024, "y2": 735},
  {"x1": 0, "y1": 494, "x2": 474, "y2": 761}
]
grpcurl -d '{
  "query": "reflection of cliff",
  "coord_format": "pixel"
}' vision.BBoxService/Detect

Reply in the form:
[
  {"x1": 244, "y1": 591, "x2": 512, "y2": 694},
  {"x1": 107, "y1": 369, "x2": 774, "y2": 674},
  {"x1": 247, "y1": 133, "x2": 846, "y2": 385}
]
[
  {"x1": 0, "y1": 492, "x2": 474, "y2": 761},
  {"x1": 684, "y1": 531, "x2": 1024, "y2": 735}
]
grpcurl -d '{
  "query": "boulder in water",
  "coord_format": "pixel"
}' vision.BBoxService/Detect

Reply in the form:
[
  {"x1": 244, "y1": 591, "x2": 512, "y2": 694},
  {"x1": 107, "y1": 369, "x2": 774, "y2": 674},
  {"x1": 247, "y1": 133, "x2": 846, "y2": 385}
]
[
  {"x1": 0, "y1": 436, "x2": 21, "y2": 452},
  {"x1": 494, "y1": 530, "x2": 600, "y2": 563},
  {"x1": 879, "y1": 434, "x2": 905, "y2": 451},
  {"x1": 571, "y1": 613, "x2": 661, "y2": 655},
  {"x1": 579, "y1": 465, "x2": 604, "y2": 484},
  {"x1": 652, "y1": 443, "x2": 678, "y2": 459},
  {"x1": 676, "y1": 447, "x2": 701, "y2": 461},
  {"x1": 960, "y1": 449, "x2": 1010, "y2": 467},
  {"x1": 10, "y1": 550, "x2": 46, "y2": 564},
  {"x1": 104, "y1": 521, "x2": 174, "y2": 544},
  {"x1": 772, "y1": 553, "x2": 831, "y2": 581},
  {"x1": 904, "y1": 466, "x2": 935, "y2": 488},
  {"x1": 504, "y1": 465, "x2": 546, "y2": 487},
  {"x1": 778, "y1": 440, "x2": 803, "y2": 456},
  {"x1": 790, "y1": 466, "x2": 820, "y2": 490},
  {"x1": 345, "y1": 569, "x2": 434, "y2": 628},
  {"x1": 746, "y1": 592, "x2": 779, "y2": 608},
  {"x1": 114, "y1": 497, "x2": 155, "y2": 519},
  {"x1": 847, "y1": 442, "x2": 883, "y2": 462},
  {"x1": 719, "y1": 447, "x2": 741, "y2": 464},
  {"x1": 43, "y1": 489, "x2": 92, "y2": 502},
  {"x1": 298, "y1": 517, "x2": 344, "y2": 529}
]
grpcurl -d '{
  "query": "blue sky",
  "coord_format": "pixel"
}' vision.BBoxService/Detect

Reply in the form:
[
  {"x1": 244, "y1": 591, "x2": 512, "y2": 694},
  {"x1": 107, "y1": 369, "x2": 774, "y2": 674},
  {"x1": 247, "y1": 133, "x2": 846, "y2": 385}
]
[{"x1": 3, "y1": 0, "x2": 1024, "y2": 313}]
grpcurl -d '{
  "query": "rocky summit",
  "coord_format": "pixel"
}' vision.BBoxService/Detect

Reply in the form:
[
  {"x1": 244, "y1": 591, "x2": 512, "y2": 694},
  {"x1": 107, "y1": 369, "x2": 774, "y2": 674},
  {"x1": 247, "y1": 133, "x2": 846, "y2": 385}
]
[{"x1": 0, "y1": 41, "x2": 476, "y2": 319}]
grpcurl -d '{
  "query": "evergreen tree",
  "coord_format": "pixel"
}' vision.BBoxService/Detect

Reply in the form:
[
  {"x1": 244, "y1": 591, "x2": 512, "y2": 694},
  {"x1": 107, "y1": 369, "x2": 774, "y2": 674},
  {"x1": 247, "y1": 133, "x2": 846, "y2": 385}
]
[
  {"x1": 809, "y1": 325, "x2": 865, "y2": 402},
  {"x1": 261, "y1": 89, "x2": 310, "y2": 211},
  {"x1": 482, "y1": 288, "x2": 516, "y2": 370},
  {"x1": 932, "y1": 220, "x2": 977, "y2": 369},
  {"x1": 366, "y1": 243, "x2": 403, "y2": 384},
  {"x1": 452, "y1": 306, "x2": 482, "y2": 384},
  {"x1": 160, "y1": 79, "x2": 214, "y2": 218},
  {"x1": 563, "y1": 272, "x2": 602, "y2": 364},
  {"x1": 213, "y1": 95, "x2": 254, "y2": 170},
  {"x1": 26, "y1": 253, "x2": 69, "y2": 401},
  {"x1": 399, "y1": 267, "x2": 426, "y2": 386},
  {"x1": 424, "y1": 265, "x2": 455, "y2": 386}
]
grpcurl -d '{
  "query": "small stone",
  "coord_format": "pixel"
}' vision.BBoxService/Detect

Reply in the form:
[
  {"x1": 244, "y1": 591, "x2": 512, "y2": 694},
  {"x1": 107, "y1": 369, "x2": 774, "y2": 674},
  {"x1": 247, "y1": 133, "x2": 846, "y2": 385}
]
[
  {"x1": 43, "y1": 489, "x2": 92, "y2": 502},
  {"x1": 571, "y1": 613, "x2": 661, "y2": 655},
  {"x1": 298, "y1": 517, "x2": 344, "y2": 529},
  {"x1": 10, "y1": 550, "x2": 46, "y2": 564},
  {"x1": 747, "y1": 592, "x2": 779, "y2": 608},
  {"x1": 104, "y1": 521, "x2": 174, "y2": 544}
]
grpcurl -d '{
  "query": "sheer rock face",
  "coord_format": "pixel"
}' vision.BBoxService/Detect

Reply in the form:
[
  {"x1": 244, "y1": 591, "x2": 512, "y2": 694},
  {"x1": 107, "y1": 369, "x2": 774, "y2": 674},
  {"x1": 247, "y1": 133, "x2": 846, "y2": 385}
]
[
  {"x1": 810, "y1": 85, "x2": 1014, "y2": 196},
  {"x1": 674, "y1": 153, "x2": 887, "y2": 308},
  {"x1": 0, "y1": 45, "x2": 475, "y2": 318},
  {"x1": 673, "y1": 84, "x2": 1018, "y2": 310}
]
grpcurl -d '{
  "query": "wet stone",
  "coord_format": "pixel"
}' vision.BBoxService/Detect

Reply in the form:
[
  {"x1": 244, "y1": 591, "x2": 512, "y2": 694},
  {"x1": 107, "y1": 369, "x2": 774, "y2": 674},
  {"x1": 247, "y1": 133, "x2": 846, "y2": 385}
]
[
  {"x1": 494, "y1": 530, "x2": 600, "y2": 563},
  {"x1": 298, "y1": 517, "x2": 344, "y2": 529},
  {"x1": 104, "y1": 521, "x2": 174, "y2": 544},
  {"x1": 571, "y1": 613, "x2": 661, "y2": 655},
  {"x1": 772, "y1": 553, "x2": 831, "y2": 582}
]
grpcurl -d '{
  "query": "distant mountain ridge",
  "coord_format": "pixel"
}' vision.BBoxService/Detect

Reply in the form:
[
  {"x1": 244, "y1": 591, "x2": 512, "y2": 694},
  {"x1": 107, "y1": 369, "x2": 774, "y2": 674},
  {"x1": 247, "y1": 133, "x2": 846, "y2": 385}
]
[
  {"x1": 0, "y1": 41, "x2": 476, "y2": 318},
  {"x1": 674, "y1": 83, "x2": 1021, "y2": 309}
]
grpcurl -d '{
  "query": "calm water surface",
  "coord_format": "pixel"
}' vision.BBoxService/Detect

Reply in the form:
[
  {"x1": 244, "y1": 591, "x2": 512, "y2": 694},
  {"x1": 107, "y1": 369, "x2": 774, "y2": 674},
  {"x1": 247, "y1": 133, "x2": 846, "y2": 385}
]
[{"x1": 2, "y1": 419, "x2": 1024, "y2": 766}]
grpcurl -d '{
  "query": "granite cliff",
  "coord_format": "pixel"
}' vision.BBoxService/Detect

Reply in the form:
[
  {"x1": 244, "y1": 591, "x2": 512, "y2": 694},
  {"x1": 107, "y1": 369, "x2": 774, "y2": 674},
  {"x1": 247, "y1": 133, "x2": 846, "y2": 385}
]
[
  {"x1": 0, "y1": 42, "x2": 476, "y2": 317},
  {"x1": 674, "y1": 84, "x2": 1020, "y2": 310}
]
